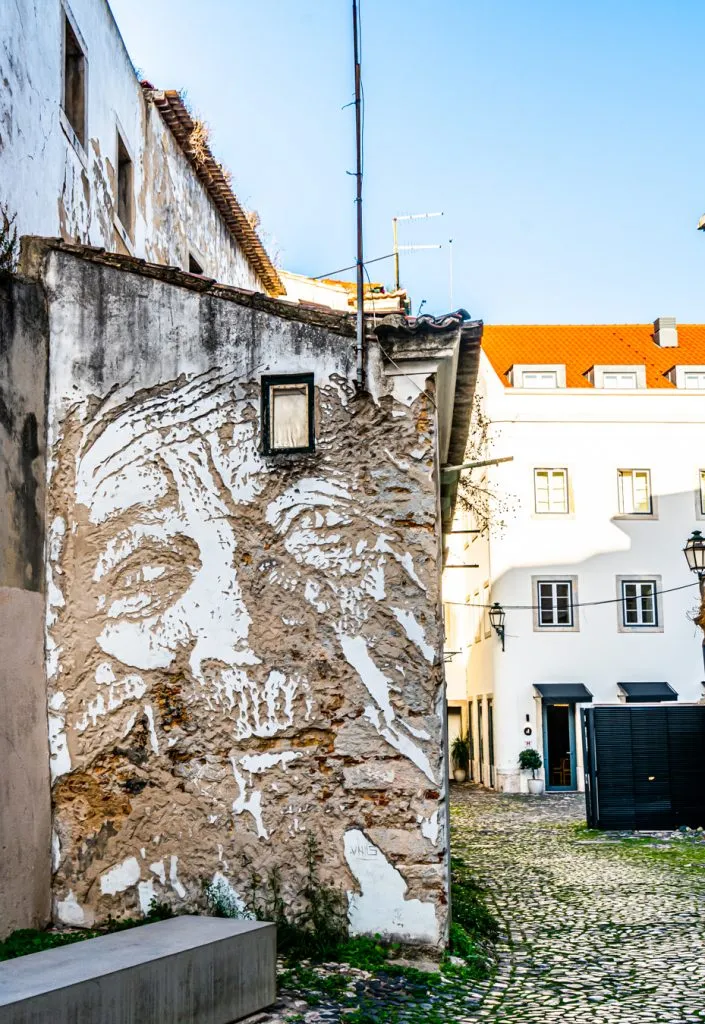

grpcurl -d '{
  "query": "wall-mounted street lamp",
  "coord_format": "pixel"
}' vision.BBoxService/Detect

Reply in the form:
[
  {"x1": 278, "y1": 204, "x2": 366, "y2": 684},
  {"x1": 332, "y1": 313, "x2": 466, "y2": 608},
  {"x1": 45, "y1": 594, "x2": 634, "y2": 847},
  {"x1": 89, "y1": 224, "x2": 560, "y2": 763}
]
[
  {"x1": 489, "y1": 602, "x2": 506, "y2": 652},
  {"x1": 683, "y1": 530, "x2": 705, "y2": 670}
]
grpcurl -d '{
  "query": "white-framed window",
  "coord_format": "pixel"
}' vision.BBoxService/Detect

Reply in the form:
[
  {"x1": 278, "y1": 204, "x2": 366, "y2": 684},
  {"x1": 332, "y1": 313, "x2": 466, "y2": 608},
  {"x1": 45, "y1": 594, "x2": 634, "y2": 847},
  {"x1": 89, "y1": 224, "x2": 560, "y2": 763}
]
[
  {"x1": 534, "y1": 468, "x2": 569, "y2": 514},
  {"x1": 589, "y1": 365, "x2": 646, "y2": 389},
  {"x1": 602, "y1": 372, "x2": 638, "y2": 389},
  {"x1": 482, "y1": 583, "x2": 490, "y2": 638},
  {"x1": 699, "y1": 470, "x2": 705, "y2": 515},
  {"x1": 617, "y1": 469, "x2": 652, "y2": 515},
  {"x1": 537, "y1": 580, "x2": 574, "y2": 627},
  {"x1": 684, "y1": 371, "x2": 705, "y2": 389},
  {"x1": 510, "y1": 364, "x2": 566, "y2": 388},
  {"x1": 521, "y1": 370, "x2": 558, "y2": 388},
  {"x1": 620, "y1": 580, "x2": 658, "y2": 627}
]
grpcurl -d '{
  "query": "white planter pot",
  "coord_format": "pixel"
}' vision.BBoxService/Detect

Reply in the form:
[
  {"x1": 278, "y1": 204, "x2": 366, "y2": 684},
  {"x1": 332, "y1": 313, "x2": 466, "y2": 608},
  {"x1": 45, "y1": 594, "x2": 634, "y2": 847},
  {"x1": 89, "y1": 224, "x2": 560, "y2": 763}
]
[
  {"x1": 527, "y1": 778, "x2": 544, "y2": 795},
  {"x1": 453, "y1": 768, "x2": 467, "y2": 783}
]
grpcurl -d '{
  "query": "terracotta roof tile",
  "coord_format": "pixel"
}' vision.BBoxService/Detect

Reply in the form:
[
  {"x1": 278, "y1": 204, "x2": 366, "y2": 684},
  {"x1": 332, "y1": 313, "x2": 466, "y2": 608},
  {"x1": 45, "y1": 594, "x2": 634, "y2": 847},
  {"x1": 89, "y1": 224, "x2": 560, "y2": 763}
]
[
  {"x1": 482, "y1": 323, "x2": 705, "y2": 388},
  {"x1": 144, "y1": 87, "x2": 284, "y2": 298}
]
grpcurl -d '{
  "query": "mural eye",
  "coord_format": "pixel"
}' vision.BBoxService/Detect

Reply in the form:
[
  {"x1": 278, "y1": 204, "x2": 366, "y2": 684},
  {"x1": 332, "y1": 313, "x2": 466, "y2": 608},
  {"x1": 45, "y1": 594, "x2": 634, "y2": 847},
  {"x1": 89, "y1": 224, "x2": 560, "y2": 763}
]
[{"x1": 100, "y1": 535, "x2": 201, "y2": 621}]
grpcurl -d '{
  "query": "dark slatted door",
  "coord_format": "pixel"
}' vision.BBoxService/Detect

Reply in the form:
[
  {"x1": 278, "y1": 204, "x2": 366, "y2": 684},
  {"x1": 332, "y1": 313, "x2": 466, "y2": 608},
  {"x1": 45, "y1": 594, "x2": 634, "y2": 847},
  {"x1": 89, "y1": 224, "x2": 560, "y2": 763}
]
[
  {"x1": 584, "y1": 705, "x2": 705, "y2": 830},
  {"x1": 667, "y1": 706, "x2": 705, "y2": 827},
  {"x1": 630, "y1": 707, "x2": 672, "y2": 830},
  {"x1": 590, "y1": 707, "x2": 636, "y2": 830}
]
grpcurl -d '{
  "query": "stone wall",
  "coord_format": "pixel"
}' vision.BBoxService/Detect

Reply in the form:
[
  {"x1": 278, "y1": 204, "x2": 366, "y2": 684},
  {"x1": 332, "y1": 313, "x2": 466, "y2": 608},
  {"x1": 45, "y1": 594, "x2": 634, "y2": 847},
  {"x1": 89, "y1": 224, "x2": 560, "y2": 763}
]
[
  {"x1": 40, "y1": 247, "x2": 450, "y2": 945},
  {"x1": 0, "y1": 273, "x2": 52, "y2": 937}
]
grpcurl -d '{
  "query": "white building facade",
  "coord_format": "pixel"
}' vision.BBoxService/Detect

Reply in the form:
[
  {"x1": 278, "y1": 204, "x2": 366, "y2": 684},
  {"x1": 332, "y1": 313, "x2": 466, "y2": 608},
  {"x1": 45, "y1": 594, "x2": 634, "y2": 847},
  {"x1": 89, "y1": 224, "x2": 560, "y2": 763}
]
[
  {"x1": 0, "y1": 0, "x2": 283, "y2": 295},
  {"x1": 444, "y1": 318, "x2": 705, "y2": 793}
]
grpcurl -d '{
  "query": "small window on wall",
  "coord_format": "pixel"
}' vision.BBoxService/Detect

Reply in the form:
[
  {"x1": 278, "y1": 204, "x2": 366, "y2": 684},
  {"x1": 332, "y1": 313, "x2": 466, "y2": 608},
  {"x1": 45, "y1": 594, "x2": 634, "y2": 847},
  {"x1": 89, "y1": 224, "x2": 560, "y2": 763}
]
[
  {"x1": 63, "y1": 13, "x2": 86, "y2": 148},
  {"x1": 621, "y1": 580, "x2": 657, "y2": 627},
  {"x1": 262, "y1": 374, "x2": 314, "y2": 455},
  {"x1": 537, "y1": 580, "x2": 574, "y2": 627},
  {"x1": 534, "y1": 468, "x2": 569, "y2": 514},
  {"x1": 684, "y1": 371, "x2": 705, "y2": 389},
  {"x1": 116, "y1": 131, "x2": 133, "y2": 236},
  {"x1": 699, "y1": 470, "x2": 705, "y2": 515},
  {"x1": 618, "y1": 469, "x2": 652, "y2": 515},
  {"x1": 602, "y1": 372, "x2": 638, "y2": 389},
  {"x1": 188, "y1": 252, "x2": 204, "y2": 275},
  {"x1": 521, "y1": 370, "x2": 558, "y2": 388}
]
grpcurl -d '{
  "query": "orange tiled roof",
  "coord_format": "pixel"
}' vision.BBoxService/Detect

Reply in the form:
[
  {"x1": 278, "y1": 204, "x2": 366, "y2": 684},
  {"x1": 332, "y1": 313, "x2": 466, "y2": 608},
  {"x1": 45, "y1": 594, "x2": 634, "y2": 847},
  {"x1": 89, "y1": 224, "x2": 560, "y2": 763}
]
[{"x1": 482, "y1": 323, "x2": 705, "y2": 388}]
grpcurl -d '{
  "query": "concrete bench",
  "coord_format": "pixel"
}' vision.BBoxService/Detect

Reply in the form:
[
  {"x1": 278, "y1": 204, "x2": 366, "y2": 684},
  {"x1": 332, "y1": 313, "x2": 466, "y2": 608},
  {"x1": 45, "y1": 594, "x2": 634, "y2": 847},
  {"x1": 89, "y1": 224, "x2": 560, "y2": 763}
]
[{"x1": 0, "y1": 915, "x2": 276, "y2": 1024}]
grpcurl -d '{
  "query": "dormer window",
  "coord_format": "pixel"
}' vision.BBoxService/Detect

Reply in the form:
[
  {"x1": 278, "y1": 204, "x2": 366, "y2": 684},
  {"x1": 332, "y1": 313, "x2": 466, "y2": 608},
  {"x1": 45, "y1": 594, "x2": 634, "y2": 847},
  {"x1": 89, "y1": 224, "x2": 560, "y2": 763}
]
[
  {"x1": 588, "y1": 365, "x2": 646, "y2": 389},
  {"x1": 510, "y1": 364, "x2": 566, "y2": 388},
  {"x1": 668, "y1": 366, "x2": 705, "y2": 389},
  {"x1": 522, "y1": 370, "x2": 557, "y2": 388},
  {"x1": 603, "y1": 372, "x2": 637, "y2": 389}
]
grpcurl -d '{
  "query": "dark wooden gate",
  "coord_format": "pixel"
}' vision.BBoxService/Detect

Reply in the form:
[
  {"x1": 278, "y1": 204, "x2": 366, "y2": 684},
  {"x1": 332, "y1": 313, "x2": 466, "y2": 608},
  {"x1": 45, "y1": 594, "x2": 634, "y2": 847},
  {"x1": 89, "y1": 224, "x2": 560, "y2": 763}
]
[{"x1": 582, "y1": 705, "x2": 705, "y2": 830}]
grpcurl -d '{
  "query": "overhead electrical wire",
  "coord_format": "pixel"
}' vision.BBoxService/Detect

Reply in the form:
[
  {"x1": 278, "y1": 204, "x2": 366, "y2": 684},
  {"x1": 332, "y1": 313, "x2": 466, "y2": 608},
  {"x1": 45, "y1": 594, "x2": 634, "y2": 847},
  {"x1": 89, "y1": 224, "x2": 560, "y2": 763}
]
[
  {"x1": 312, "y1": 252, "x2": 396, "y2": 281},
  {"x1": 443, "y1": 580, "x2": 701, "y2": 611}
]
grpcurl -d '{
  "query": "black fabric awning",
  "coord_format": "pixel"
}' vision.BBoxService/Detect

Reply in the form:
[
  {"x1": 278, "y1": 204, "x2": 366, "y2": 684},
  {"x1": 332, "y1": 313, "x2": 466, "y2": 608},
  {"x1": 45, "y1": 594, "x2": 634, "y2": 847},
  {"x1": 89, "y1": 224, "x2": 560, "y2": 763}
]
[
  {"x1": 618, "y1": 682, "x2": 677, "y2": 702},
  {"x1": 534, "y1": 683, "x2": 593, "y2": 702}
]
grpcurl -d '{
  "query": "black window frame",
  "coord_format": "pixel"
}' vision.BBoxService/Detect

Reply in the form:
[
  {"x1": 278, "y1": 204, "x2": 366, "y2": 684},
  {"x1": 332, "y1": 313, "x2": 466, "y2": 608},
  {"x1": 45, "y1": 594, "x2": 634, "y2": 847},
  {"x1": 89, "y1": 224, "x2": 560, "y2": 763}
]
[
  {"x1": 261, "y1": 373, "x2": 315, "y2": 456},
  {"x1": 537, "y1": 579, "x2": 574, "y2": 628}
]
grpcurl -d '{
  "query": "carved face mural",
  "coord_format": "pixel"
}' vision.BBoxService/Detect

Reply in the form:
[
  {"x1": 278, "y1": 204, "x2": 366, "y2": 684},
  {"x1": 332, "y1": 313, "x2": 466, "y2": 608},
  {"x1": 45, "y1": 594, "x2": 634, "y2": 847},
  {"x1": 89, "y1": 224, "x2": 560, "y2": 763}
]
[{"x1": 47, "y1": 366, "x2": 445, "y2": 943}]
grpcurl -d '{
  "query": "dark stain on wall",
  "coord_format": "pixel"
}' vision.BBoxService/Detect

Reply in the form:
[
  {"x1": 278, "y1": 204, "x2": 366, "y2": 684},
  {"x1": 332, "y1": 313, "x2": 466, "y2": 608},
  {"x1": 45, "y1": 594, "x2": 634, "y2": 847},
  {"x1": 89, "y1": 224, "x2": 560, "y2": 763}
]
[{"x1": 0, "y1": 272, "x2": 48, "y2": 591}]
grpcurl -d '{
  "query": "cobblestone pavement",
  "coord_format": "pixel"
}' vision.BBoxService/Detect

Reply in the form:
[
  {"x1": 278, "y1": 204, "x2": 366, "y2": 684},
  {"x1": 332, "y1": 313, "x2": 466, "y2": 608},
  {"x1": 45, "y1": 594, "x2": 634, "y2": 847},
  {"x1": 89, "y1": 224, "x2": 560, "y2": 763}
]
[
  {"x1": 454, "y1": 786, "x2": 705, "y2": 1023},
  {"x1": 254, "y1": 786, "x2": 705, "y2": 1022}
]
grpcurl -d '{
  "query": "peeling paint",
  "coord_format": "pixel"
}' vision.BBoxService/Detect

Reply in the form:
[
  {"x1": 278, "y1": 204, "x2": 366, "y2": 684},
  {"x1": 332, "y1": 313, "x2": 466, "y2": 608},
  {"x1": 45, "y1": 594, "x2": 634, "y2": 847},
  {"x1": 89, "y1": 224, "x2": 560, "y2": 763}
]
[
  {"x1": 344, "y1": 830, "x2": 439, "y2": 944},
  {"x1": 100, "y1": 856, "x2": 141, "y2": 896}
]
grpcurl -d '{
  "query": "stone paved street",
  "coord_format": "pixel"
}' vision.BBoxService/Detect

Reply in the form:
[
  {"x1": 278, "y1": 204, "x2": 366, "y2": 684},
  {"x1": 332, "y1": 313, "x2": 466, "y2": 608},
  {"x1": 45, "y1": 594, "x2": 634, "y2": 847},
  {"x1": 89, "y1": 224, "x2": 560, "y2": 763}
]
[
  {"x1": 258, "y1": 786, "x2": 705, "y2": 1022},
  {"x1": 454, "y1": 786, "x2": 705, "y2": 1023}
]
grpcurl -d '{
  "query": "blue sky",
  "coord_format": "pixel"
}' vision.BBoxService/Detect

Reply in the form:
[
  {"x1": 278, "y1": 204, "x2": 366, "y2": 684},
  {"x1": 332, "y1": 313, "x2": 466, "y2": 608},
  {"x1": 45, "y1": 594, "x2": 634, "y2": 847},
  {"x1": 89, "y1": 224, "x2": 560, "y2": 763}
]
[{"x1": 110, "y1": 0, "x2": 705, "y2": 323}]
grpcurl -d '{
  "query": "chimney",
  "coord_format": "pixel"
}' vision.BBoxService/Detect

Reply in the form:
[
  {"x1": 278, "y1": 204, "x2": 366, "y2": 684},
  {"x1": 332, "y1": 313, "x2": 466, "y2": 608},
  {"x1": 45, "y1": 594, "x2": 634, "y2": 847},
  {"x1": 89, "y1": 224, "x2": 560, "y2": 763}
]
[{"x1": 653, "y1": 317, "x2": 678, "y2": 347}]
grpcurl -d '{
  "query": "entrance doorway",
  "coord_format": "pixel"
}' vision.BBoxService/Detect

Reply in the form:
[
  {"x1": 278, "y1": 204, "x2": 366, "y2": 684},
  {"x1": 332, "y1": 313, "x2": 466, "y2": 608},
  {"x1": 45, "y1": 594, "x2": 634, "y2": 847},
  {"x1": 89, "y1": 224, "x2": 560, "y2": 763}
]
[
  {"x1": 478, "y1": 701, "x2": 485, "y2": 784},
  {"x1": 447, "y1": 707, "x2": 462, "y2": 777},
  {"x1": 488, "y1": 700, "x2": 495, "y2": 788},
  {"x1": 543, "y1": 703, "x2": 576, "y2": 790}
]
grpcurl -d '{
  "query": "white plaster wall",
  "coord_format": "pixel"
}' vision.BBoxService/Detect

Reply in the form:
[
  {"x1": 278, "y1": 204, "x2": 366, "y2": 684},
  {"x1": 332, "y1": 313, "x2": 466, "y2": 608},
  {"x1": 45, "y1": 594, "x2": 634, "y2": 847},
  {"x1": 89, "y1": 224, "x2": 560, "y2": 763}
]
[
  {"x1": 445, "y1": 351, "x2": 705, "y2": 792},
  {"x1": 0, "y1": 0, "x2": 262, "y2": 289}
]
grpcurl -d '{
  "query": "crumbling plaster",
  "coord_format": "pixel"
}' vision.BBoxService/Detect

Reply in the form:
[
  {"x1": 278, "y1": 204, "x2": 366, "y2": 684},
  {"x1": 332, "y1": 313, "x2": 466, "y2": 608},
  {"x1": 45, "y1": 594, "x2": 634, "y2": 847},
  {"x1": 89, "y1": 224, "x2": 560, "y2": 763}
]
[
  {"x1": 0, "y1": 0, "x2": 261, "y2": 289},
  {"x1": 41, "y1": 249, "x2": 451, "y2": 946}
]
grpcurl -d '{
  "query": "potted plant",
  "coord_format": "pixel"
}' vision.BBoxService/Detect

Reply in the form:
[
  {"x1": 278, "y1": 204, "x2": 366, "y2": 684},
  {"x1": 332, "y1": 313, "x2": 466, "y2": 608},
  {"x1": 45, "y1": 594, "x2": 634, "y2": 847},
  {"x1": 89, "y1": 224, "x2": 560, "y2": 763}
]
[
  {"x1": 451, "y1": 734, "x2": 470, "y2": 783},
  {"x1": 518, "y1": 748, "x2": 544, "y2": 795}
]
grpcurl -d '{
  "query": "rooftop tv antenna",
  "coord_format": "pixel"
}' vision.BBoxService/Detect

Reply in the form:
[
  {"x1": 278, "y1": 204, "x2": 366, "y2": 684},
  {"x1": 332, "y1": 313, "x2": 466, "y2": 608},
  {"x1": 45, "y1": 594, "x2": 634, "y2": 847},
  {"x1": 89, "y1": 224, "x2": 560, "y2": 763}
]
[{"x1": 392, "y1": 211, "x2": 443, "y2": 291}]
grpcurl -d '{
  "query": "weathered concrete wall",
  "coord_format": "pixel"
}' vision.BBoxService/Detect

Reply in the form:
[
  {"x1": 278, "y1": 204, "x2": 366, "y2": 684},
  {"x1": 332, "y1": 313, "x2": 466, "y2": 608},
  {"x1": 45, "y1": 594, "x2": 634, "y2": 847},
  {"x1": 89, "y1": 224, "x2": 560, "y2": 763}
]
[
  {"x1": 42, "y1": 248, "x2": 448, "y2": 945},
  {"x1": 0, "y1": 0, "x2": 262, "y2": 289},
  {"x1": 0, "y1": 274, "x2": 52, "y2": 936}
]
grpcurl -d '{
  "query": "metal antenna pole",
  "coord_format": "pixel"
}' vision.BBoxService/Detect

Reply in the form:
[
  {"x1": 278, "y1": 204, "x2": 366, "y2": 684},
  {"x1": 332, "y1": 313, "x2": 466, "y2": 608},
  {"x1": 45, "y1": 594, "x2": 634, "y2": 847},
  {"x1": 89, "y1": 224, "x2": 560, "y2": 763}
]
[
  {"x1": 392, "y1": 216, "x2": 400, "y2": 291},
  {"x1": 449, "y1": 237, "x2": 454, "y2": 310},
  {"x1": 352, "y1": 0, "x2": 364, "y2": 388}
]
